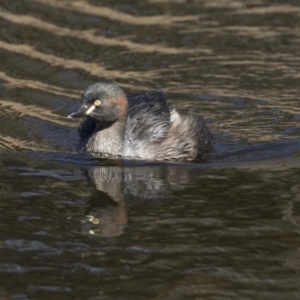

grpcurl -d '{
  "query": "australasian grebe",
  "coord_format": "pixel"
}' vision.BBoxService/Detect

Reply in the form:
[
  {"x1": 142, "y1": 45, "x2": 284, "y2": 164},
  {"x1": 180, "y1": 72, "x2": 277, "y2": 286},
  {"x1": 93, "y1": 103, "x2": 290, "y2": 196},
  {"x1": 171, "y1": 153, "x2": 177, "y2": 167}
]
[{"x1": 68, "y1": 83, "x2": 212, "y2": 161}]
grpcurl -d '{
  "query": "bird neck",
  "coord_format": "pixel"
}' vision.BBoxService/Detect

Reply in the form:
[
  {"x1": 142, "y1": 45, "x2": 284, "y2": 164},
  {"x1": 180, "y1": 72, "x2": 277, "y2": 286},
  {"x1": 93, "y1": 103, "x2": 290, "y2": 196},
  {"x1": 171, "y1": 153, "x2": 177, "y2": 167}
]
[{"x1": 86, "y1": 118, "x2": 126, "y2": 155}]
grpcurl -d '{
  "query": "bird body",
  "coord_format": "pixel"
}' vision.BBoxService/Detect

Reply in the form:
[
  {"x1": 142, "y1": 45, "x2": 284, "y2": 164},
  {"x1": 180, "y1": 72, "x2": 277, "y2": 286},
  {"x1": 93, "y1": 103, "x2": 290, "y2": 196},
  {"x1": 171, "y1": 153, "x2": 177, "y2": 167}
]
[{"x1": 68, "y1": 83, "x2": 212, "y2": 162}]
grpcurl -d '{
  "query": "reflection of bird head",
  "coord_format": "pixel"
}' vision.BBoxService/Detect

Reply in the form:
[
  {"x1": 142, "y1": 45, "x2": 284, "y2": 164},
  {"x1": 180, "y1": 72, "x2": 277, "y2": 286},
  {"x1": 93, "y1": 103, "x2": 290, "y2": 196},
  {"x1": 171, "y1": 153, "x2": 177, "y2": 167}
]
[{"x1": 80, "y1": 190, "x2": 127, "y2": 237}]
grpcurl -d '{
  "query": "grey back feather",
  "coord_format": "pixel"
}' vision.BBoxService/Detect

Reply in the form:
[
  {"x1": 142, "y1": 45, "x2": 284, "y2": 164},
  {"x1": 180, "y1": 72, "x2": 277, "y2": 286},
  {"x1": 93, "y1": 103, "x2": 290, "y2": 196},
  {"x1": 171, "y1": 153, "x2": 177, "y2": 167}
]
[{"x1": 125, "y1": 91, "x2": 171, "y2": 144}]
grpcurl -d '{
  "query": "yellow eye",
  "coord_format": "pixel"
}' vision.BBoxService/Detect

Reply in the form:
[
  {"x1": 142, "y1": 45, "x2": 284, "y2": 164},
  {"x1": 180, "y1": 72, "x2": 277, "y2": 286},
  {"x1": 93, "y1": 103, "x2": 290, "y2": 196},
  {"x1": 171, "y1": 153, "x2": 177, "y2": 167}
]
[{"x1": 94, "y1": 100, "x2": 101, "y2": 106}]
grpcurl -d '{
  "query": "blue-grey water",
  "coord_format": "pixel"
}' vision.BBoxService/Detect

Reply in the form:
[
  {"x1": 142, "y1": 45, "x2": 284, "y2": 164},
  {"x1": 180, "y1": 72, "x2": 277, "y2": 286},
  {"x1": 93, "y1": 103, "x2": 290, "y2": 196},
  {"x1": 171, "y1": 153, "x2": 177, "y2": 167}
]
[{"x1": 1, "y1": 0, "x2": 300, "y2": 299}]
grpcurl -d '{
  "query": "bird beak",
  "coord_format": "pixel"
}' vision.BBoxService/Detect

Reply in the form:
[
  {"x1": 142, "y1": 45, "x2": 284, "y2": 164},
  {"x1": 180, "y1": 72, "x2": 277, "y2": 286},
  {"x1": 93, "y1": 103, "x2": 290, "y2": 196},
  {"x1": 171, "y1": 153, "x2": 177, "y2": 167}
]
[{"x1": 67, "y1": 104, "x2": 95, "y2": 118}]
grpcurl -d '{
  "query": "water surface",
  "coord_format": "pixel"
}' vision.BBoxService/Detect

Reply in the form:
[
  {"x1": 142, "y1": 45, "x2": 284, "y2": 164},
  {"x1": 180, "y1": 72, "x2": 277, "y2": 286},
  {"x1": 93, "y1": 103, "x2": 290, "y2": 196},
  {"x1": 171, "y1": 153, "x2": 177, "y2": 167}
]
[{"x1": 0, "y1": 0, "x2": 300, "y2": 299}]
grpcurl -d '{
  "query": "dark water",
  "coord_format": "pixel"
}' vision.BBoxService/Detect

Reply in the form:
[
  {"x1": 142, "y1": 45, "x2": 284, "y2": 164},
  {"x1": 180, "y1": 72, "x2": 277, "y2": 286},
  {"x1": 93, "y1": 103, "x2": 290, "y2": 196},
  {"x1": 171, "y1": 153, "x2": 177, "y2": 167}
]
[{"x1": 1, "y1": 0, "x2": 300, "y2": 299}]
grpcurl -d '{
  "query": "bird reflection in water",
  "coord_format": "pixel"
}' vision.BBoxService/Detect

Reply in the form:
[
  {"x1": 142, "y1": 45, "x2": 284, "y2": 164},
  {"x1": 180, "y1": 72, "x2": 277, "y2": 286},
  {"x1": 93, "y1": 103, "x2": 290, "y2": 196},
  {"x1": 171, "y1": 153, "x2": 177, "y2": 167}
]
[{"x1": 73, "y1": 164, "x2": 193, "y2": 237}]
